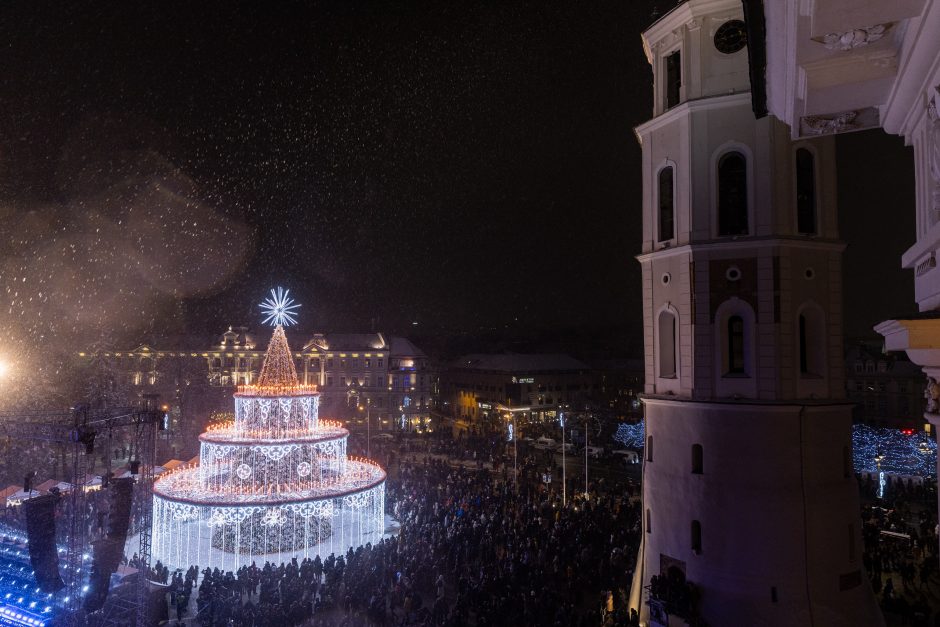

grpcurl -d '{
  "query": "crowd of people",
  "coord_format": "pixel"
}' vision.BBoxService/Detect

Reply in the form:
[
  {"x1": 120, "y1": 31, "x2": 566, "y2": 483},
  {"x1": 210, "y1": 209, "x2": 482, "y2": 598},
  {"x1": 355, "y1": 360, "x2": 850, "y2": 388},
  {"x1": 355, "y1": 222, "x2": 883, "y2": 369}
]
[
  {"x1": 3, "y1": 425, "x2": 936, "y2": 625},
  {"x1": 859, "y1": 475, "x2": 940, "y2": 626},
  {"x1": 171, "y1": 431, "x2": 643, "y2": 626}
]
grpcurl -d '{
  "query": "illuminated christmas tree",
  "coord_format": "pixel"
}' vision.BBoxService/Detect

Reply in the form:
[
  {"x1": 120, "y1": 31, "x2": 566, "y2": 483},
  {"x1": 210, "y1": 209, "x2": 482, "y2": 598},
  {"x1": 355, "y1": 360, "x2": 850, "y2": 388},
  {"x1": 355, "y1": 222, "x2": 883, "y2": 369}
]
[{"x1": 151, "y1": 288, "x2": 387, "y2": 571}]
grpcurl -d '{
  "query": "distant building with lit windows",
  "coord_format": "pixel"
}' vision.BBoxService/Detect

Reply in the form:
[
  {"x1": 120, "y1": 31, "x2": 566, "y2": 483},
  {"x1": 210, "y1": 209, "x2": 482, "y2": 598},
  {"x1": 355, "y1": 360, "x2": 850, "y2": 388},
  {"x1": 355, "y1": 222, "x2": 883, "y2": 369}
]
[
  {"x1": 441, "y1": 354, "x2": 596, "y2": 428},
  {"x1": 80, "y1": 327, "x2": 435, "y2": 432},
  {"x1": 845, "y1": 341, "x2": 925, "y2": 430}
]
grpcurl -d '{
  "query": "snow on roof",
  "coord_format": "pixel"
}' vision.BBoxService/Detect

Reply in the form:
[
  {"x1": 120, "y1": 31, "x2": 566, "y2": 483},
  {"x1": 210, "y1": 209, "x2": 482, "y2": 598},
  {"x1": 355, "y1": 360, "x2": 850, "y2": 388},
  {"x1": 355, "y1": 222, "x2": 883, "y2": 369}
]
[
  {"x1": 34, "y1": 479, "x2": 60, "y2": 493},
  {"x1": 453, "y1": 353, "x2": 589, "y2": 373},
  {"x1": 389, "y1": 336, "x2": 426, "y2": 358},
  {"x1": 318, "y1": 333, "x2": 388, "y2": 351}
]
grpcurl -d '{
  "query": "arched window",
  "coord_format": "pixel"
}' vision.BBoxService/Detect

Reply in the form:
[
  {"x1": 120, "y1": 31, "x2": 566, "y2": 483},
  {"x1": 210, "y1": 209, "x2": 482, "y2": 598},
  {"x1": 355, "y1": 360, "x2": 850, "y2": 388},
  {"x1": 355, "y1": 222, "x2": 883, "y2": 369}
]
[
  {"x1": 691, "y1": 520, "x2": 702, "y2": 554},
  {"x1": 658, "y1": 310, "x2": 677, "y2": 378},
  {"x1": 796, "y1": 148, "x2": 816, "y2": 234},
  {"x1": 718, "y1": 151, "x2": 748, "y2": 236},
  {"x1": 647, "y1": 436, "x2": 653, "y2": 462},
  {"x1": 658, "y1": 166, "x2": 675, "y2": 241},
  {"x1": 691, "y1": 444, "x2": 703, "y2": 474},
  {"x1": 727, "y1": 316, "x2": 745, "y2": 374},
  {"x1": 646, "y1": 509, "x2": 652, "y2": 534}
]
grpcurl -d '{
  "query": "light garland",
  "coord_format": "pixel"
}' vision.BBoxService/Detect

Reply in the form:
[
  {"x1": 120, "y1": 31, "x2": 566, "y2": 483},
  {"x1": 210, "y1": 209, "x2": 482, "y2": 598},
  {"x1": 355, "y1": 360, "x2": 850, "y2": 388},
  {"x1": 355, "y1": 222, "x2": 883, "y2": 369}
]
[
  {"x1": 610, "y1": 420, "x2": 935, "y2": 478},
  {"x1": 152, "y1": 304, "x2": 387, "y2": 571},
  {"x1": 613, "y1": 421, "x2": 645, "y2": 450},
  {"x1": 851, "y1": 423, "x2": 937, "y2": 477}
]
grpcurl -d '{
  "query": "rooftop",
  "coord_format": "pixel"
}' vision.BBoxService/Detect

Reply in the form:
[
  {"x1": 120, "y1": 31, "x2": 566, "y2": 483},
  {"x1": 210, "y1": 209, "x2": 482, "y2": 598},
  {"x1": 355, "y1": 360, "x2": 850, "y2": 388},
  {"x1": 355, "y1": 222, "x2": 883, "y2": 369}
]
[{"x1": 452, "y1": 353, "x2": 589, "y2": 373}]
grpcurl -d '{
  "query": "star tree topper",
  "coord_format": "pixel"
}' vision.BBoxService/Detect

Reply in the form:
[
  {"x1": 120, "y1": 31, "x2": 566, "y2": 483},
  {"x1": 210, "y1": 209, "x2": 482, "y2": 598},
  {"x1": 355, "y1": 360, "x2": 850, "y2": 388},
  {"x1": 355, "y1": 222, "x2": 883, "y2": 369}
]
[{"x1": 260, "y1": 287, "x2": 301, "y2": 327}]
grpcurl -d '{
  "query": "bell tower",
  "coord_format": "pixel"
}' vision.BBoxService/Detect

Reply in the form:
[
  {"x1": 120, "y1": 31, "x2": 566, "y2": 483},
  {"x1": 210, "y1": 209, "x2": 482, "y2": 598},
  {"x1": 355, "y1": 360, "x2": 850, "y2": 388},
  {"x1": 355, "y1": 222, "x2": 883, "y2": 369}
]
[{"x1": 629, "y1": 1, "x2": 883, "y2": 625}]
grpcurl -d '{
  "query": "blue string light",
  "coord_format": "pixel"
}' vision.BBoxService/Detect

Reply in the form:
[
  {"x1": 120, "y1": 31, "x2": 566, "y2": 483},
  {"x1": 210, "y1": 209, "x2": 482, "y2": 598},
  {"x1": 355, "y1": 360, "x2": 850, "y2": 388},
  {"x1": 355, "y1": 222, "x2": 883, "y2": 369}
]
[
  {"x1": 611, "y1": 420, "x2": 935, "y2": 478},
  {"x1": 613, "y1": 421, "x2": 644, "y2": 449},
  {"x1": 852, "y1": 423, "x2": 936, "y2": 477}
]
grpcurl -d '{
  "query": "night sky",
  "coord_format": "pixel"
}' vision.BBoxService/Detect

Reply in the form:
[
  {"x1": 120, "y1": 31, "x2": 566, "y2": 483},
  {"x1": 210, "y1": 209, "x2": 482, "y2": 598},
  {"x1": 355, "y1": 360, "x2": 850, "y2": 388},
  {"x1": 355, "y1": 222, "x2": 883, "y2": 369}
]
[{"x1": 0, "y1": 1, "x2": 915, "y2": 368}]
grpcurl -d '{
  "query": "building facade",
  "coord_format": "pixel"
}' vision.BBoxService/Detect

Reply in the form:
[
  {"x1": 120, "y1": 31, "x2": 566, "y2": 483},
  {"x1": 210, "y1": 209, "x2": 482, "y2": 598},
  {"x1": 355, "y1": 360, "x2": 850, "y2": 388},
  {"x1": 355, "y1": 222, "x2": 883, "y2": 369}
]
[
  {"x1": 81, "y1": 328, "x2": 435, "y2": 432},
  {"x1": 442, "y1": 354, "x2": 594, "y2": 428},
  {"x1": 756, "y1": 0, "x2": 940, "y2": 538},
  {"x1": 631, "y1": 1, "x2": 881, "y2": 625},
  {"x1": 845, "y1": 341, "x2": 926, "y2": 429}
]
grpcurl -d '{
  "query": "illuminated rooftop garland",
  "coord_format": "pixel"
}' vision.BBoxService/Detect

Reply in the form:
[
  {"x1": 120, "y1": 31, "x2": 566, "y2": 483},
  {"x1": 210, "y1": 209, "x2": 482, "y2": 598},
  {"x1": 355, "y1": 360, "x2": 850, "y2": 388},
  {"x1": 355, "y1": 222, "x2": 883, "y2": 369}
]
[{"x1": 152, "y1": 291, "x2": 387, "y2": 571}]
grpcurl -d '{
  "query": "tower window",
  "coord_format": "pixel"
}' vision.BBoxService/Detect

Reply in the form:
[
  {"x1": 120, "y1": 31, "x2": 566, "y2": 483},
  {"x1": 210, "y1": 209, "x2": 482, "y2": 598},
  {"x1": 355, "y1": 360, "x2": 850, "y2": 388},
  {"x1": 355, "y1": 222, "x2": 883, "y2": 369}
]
[
  {"x1": 799, "y1": 314, "x2": 808, "y2": 374},
  {"x1": 797, "y1": 306, "x2": 826, "y2": 378},
  {"x1": 646, "y1": 509, "x2": 652, "y2": 534},
  {"x1": 658, "y1": 310, "x2": 677, "y2": 378},
  {"x1": 647, "y1": 436, "x2": 653, "y2": 462},
  {"x1": 727, "y1": 316, "x2": 745, "y2": 374},
  {"x1": 665, "y1": 51, "x2": 681, "y2": 109},
  {"x1": 718, "y1": 152, "x2": 748, "y2": 236},
  {"x1": 796, "y1": 148, "x2": 816, "y2": 234},
  {"x1": 658, "y1": 166, "x2": 675, "y2": 242},
  {"x1": 691, "y1": 520, "x2": 702, "y2": 554},
  {"x1": 691, "y1": 444, "x2": 703, "y2": 474}
]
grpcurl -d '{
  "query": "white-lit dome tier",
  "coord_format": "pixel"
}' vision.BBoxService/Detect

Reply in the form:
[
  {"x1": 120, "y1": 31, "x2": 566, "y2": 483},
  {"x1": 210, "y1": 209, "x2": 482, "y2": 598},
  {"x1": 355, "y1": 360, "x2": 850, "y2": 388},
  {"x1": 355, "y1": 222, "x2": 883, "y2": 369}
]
[
  {"x1": 153, "y1": 458, "x2": 385, "y2": 506},
  {"x1": 233, "y1": 389, "x2": 319, "y2": 437},
  {"x1": 152, "y1": 459, "x2": 385, "y2": 571},
  {"x1": 197, "y1": 421, "x2": 350, "y2": 493}
]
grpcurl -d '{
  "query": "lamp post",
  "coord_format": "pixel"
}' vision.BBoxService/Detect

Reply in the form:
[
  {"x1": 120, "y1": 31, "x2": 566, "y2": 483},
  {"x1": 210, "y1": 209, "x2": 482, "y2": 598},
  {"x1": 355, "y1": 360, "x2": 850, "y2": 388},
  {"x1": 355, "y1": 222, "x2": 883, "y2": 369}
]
[
  {"x1": 511, "y1": 407, "x2": 518, "y2": 494},
  {"x1": 585, "y1": 418, "x2": 589, "y2": 499},
  {"x1": 560, "y1": 411, "x2": 566, "y2": 506},
  {"x1": 581, "y1": 412, "x2": 599, "y2": 500},
  {"x1": 365, "y1": 398, "x2": 372, "y2": 458},
  {"x1": 875, "y1": 452, "x2": 885, "y2": 499}
]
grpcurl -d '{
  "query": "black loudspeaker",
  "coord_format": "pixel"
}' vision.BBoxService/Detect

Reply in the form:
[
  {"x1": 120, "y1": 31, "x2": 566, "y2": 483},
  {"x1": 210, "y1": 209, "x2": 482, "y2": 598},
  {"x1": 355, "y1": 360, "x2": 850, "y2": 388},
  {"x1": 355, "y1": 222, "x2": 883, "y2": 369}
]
[
  {"x1": 84, "y1": 477, "x2": 135, "y2": 612},
  {"x1": 23, "y1": 471, "x2": 36, "y2": 493},
  {"x1": 23, "y1": 494, "x2": 64, "y2": 593},
  {"x1": 107, "y1": 478, "x2": 134, "y2": 540}
]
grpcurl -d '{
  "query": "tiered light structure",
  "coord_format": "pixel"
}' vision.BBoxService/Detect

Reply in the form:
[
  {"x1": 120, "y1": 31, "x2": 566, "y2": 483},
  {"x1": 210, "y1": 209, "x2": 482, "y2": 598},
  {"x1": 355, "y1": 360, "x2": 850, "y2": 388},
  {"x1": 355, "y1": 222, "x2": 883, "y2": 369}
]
[{"x1": 151, "y1": 290, "x2": 386, "y2": 571}]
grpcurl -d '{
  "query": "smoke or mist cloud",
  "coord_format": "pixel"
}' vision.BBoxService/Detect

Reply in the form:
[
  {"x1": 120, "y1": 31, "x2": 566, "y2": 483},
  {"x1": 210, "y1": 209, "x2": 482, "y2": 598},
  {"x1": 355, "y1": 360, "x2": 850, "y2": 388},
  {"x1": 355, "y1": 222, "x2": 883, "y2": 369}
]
[{"x1": 0, "y1": 114, "x2": 253, "y2": 373}]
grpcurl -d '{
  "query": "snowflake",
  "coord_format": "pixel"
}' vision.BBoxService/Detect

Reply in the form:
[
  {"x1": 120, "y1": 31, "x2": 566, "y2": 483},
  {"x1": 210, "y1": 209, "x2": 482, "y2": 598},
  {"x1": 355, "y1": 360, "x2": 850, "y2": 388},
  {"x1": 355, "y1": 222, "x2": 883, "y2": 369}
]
[
  {"x1": 261, "y1": 509, "x2": 286, "y2": 526},
  {"x1": 259, "y1": 286, "x2": 301, "y2": 327}
]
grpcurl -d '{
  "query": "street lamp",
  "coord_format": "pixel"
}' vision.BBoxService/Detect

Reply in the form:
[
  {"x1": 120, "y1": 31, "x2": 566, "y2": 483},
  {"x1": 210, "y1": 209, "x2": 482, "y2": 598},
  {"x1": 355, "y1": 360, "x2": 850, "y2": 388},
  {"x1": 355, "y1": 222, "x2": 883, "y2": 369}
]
[
  {"x1": 496, "y1": 402, "x2": 522, "y2": 493},
  {"x1": 581, "y1": 412, "x2": 600, "y2": 500},
  {"x1": 875, "y1": 452, "x2": 886, "y2": 498},
  {"x1": 361, "y1": 397, "x2": 372, "y2": 458},
  {"x1": 560, "y1": 411, "x2": 566, "y2": 506}
]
